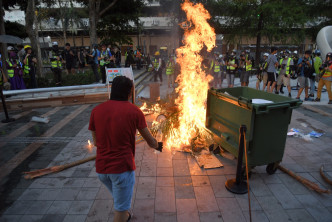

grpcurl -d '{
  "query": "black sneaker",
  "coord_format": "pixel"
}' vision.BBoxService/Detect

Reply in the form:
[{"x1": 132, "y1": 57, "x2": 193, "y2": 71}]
[
  {"x1": 280, "y1": 90, "x2": 284, "y2": 94},
  {"x1": 304, "y1": 97, "x2": 313, "y2": 101},
  {"x1": 275, "y1": 91, "x2": 279, "y2": 94},
  {"x1": 288, "y1": 93, "x2": 291, "y2": 98},
  {"x1": 314, "y1": 98, "x2": 320, "y2": 102},
  {"x1": 309, "y1": 93, "x2": 314, "y2": 97}
]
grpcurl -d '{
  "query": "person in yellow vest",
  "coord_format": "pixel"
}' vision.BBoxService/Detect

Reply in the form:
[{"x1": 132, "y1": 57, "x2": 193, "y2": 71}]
[
  {"x1": 166, "y1": 56, "x2": 175, "y2": 88},
  {"x1": 6, "y1": 46, "x2": 26, "y2": 90},
  {"x1": 225, "y1": 51, "x2": 238, "y2": 88},
  {"x1": 153, "y1": 51, "x2": 163, "y2": 83},
  {"x1": 99, "y1": 44, "x2": 112, "y2": 83},
  {"x1": 50, "y1": 42, "x2": 63, "y2": 86},
  {"x1": 209, "y1": 52, "x2": 221, "y2": 88},
  {"x1": 276, "y1": 50, "x2": 294, "y2": 97},
  {"x1": 314, "y1": 52, "x2": 332, "y2": 104},
  {"x1": 23, "y1": 45, "x2": 38, "y2": 88},
  {"x1": 239, "y1": 50, "x2": 252, "y2": 87}
]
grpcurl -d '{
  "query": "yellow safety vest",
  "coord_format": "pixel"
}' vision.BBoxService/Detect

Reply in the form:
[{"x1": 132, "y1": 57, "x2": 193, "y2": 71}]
[
  {"x1": 166, "y1": 62, "x2": 174, "y2": 75},
  {"x1": 322, "y1": 63, "x2": 332, "y2": 78},
  {"x1": 210, "y1": 60, "x2": 220, "y2": 72},
  {"x1": 6, "y1": 60, "x2": 14, "y2": 78},
  {"x1": 227, "y1": 59, "x2": 236, "y2": 71},
  {"x1": 51, "y1": 52, "x2": 62, "y2": 69},
  {"x1": 153, "y1": 58, "x2": 159, "y2": 69},
  {"x1": 24, "y1": 57, "x2": 30, "y2": 77},
  {"x1": 280, "y1": 58, "x2": 292, "y2": 75},
  {"x1": 100, "y1": 51, "x2": 110, "y2": 66}
]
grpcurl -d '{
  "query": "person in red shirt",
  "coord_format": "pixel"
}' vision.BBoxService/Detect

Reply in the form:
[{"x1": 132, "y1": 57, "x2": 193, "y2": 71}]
[{"x1": 89, "y1": 76, "x2": 158, "y2": 222}]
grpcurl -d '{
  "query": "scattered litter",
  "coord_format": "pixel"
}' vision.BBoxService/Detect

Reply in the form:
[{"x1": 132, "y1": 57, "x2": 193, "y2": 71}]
[
  {"x1": 195, "y1": 150, "x2": 223, "y2": 169},
  {"x1": 224, "y1": 91, "x2": 231, "y2": 96},
  {"x1": 252, "y1": 99, "x2": 273, "y2": 104},
  {"x1": 31, "y1": 116, "x2": 49, "y2": 123},
  {"x1": 308, "y1": 131, "x2": 324, "y2": 138},
  {"x1": 287, "y1": 128, "x2": 314, "y2": 141}
]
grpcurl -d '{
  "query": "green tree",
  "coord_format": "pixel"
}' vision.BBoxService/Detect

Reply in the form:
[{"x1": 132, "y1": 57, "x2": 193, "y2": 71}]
[{"x1": 205, "y1": 0, "x2": 331, "y2": 65}]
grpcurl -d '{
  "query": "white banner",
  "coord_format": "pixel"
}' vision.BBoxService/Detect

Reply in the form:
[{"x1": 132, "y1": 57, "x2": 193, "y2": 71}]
[{"x1": 106, "y1": 67, "x2": 134, "y2": 82}]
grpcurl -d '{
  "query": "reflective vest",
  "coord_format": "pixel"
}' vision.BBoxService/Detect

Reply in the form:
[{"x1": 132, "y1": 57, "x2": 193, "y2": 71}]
[
  {"x1": 51, "y1": 52, "x2": 62, "y2": 69},
  {"x1": 6, "y1": 59, "x2": 14, "y2": 78},
  {"x1": 166, "y1": 62, "x2": 174, "y2": 75},
  {"x1": 280, "y1": 58, "x2": 292, "y2": 75},
  {"x1": 322, "y1": 62, "x2": 332, "y2": 78},
  {"x1": 245, "y1": 56, "x2": 252, "y2": 71},
  {"x1": 24, "y1": 57, "x2": 30, "y2": 76},
  {"x1": 100, "y1": 51, "x2": 110, "y2": 66},
  {"x1": 153, "y1": 58, "x2": 159, "y2": 69},
  {"x1": 227, "y1": 59, "x2": 236, "y2": 71},
  {"x1": 210, "y1": 60, "x2": 220, "y2": 72}
]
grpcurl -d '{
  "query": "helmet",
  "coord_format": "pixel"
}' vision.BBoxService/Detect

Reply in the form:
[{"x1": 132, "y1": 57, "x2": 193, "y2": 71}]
[
  {"x1": 293, "y1": 50, "x2": 298, "y2": 54},
  {"x1": 326, "y1": 52, "x2": 332, "y2": 60},
  {"x1": 7, "y1": 46, "x2": 14, "y2": 51},
  {"x1": 52, "y1": 42, "x2": 58, "y2": 46},
  {"x1": 219, "y1": 54, "x2": 223, "y2": 58},
  {"x1": 263, "y1": 53, "x2": 269, "y2": 57},
  {"x1": 24, "y1": 45, "x2": 32, "y2": 50},
  {"x1": 232, "y1": 49, "x2": 237, "y2": 53},
  {"x1": 154, "y1": 51, "x2": 160, "y2": 56},
  {"x1": 285, "y1": 49, "x2": 291, "y2": 54},
  {"x1": 245, "y1": 49, "x2": 250, "y2": 53},
  {"x1": 314, "y1": 49, "x2": 321, "y2": 56}
]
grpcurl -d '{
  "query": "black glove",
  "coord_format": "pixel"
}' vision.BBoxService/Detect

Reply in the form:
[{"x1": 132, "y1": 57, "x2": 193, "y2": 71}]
[{"x1": 157, "y1": 142, "x2": 163, "y2": 152}]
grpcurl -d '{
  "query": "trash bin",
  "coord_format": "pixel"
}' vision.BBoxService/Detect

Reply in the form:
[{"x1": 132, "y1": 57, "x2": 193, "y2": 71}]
[{"x1": 205, "y1": 87, "x2": 302, "y2": 174}]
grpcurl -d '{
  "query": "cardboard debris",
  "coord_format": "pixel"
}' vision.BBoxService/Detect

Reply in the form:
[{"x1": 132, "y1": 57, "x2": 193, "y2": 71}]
[
  {"x1": 195, "y1": 150, "x2": 223, "y2": 169},
  {"x1": 31, "y1": 116, "x2": 49, "y2": 123}
]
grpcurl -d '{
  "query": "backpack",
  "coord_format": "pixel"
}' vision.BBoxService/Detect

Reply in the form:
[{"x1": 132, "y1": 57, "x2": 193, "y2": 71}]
[{"x1": 303, "y1": 57, "x2": 315, "y2": 79}]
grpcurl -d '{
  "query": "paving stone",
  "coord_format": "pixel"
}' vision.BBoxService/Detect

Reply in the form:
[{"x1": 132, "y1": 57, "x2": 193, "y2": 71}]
[
  {"x1": 132, "y1": 199, "x2": 154, "y2": 222},
  {"x1": 187, "y1": 156, "x2": 207, "y2": 176},
  {"x1": 174, "y1": 176, "x2": 195, "y2": 199},
  {"x1": 208, "y1": 175, "x2": 234, "y2": 198},
  {"x1": 235, "y1": 192, "x2": 262, "y2": 211},
  {"x1": 191, "y1": 175, "x2": 211, "y2": 187},
  {"x1": 199, "y1": 212, "x2": 223, "y2": 222},
  {"x1": 142, "y1": 148, "x2": 158, "y2": 161},
  {"x1": 154, "y1": 212, "x2": 177, "y2": 222},
  {"x1": 95, "y1": 185, "x2": 113, "y2": 200},
  {"x1": 29, "y1": 178, "x2": 65, "y2": 189},
  {"x1": 4, "y1": 189, "x2": 25, "y2": 201},
  {"x1": 25, "y1": 200, "x2": 53, "y2": 215},
  {"x1": 216, "y1": 197, "x2": 241, "y2": 213},
  {"x1": 4, "y1": 200, "x2": 33, "y2": 215},
  {"x1": 267, "y1": 183, "x2": 303, "y2": 209},
  {"x1": 86, "y1": 200, "x2": 112, "y2": 222},
  {"x1": 279, "y1": 163, "x2": 307, "y2": 173},
  {"x1": 221, "y1": 165, "x2": 238, "y2": 175},
  {"x1": 205, "y1": 167, "x2": 225, "y2": 176},
  {"x1": 172, "y1": 151, "x2": 187, "y2": 160},
  {"x1": 248, "y1": 176, "x2": 273, "y2": 197},
  {"x1": 176, "y1": 199, "x2": 200, "y2": 222},
  {"x1": 220, "y1": 210, "x2": 246, "y2": 222},
  {"x1": 140, "y1": 160, "x2": 157, "y2": 176},
  {"x1": 285, "y1": 209, "x2": 315, "y2": 222},
  {"x1": 40, "y1": 214, "x2": 66, "y2": 222},
  {"x1": 55, "y1": 187, "x2": 80, "y2": 200},
  {"x1": 18, "y1": 215, "x2": 43, "y2": 222},
  {"x1": 62, "y1": 215, "x2": 87, "y2": 222},
  {"x1": 0, "y1": 215, "x2": 22, "y2": 222},
  {"x1": 46, "y1": 201, "x2": 72, "y2": 214},
  {"x1": 135, "y1": 176, "x2": 156, "y2": 199},
  {"x1": 88, "y1": 167, "x2": 97, "y2": 177},
  {"x1": 157, "y1": 167, "x2": 174, "y2": 176},
  {"x1": 155, "y1": 186, "x2": 176, "y2": 213},
  {"x1": 277, "y1": 173, "x2": 311, "y2": 195},
  {"x1": 295, "y1": 194, "x2": 332, "y2": 222},
  {"x1": 256, "y1": 196, "x2": 293, "y2": 222},
  {"x1": 37, "y1": 188, "x2": 61, "y2": 200},
  {"x1": 194, "y1": 186, "x2": 219, "y2": 212},
  {"x1": 83, "y1": 177, "x2": 101, "y2": 188},
  {"x1": 67, "y1": 200, "x2": 93, "y2": 214},
  {"x1": 258, "y1": 173, "x2": 282, "y2": 184},
  {"x1": 157, "y1": 158, "x2": 172, "y2": 168},
  {"x1": 63, "y1": 178, "x2": 86, "y2": 188},
  {"x1": 243, "y1": 210, "x2": 269, "y2": 222},
  {"x1": 173, "y1": 159, "x2": 190, "y2": 176},
  {"x1": 18, "y1": 189, "x2": 41, "y2": 200},
  {"x1": 76, "y1": 187, "x2": 99, "y2": 200},
  {"x1": 156, "y1": 176, "x2": 174, "y2": 187}
]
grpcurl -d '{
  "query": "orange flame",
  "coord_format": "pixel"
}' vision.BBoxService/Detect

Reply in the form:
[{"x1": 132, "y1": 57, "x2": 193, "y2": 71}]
[
  {"x1": 87, "y1": 140, "x2": 93, "y2": 152},
  {"x1": 166, "y1": 0, "x2": 215, "y2": 149}
]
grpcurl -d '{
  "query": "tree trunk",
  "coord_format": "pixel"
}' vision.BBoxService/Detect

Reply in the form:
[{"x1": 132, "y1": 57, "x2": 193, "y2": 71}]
[
  {"x1": 89, "y1": 0, "x2": 101, "y2": 47},
  {"x1": 255, "y1": 13, "x2": 263, "y2": 67},
  {"x1": 0, "y1": 4, "x2": 8, "y2": 76},
  {"x1": 26, "y1": 0, "x2": 43, "y2": 78}
]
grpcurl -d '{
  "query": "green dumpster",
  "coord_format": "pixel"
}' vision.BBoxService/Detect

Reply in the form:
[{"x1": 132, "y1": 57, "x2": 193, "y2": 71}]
[{"x1": 205, "y1": 87, "x2": 302, "y2": 174}]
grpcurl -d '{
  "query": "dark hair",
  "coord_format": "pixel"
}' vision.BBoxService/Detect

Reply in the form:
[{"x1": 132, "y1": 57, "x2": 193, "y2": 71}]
[
  {"x1": 65, "y1": 43, "x2": 70, "y2": 47},
  {"x1": 305, "y1": 50, "x2": 312, "y2": 55},
  {"x1": 110, "y1": 76, "x2": 133, "y2": 101},
  {"x1": 271, "y1": 47, "x2": 277, "y2": 53}
]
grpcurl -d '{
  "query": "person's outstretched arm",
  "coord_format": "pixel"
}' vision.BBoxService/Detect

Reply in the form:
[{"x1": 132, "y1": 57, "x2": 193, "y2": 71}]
[{"x1": 138, "y1": 127, "x2": 158, "y2": 149}]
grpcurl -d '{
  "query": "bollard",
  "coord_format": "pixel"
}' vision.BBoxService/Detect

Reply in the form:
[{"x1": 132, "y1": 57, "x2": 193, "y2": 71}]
[{"x1": 225, "y1": 125, "x2": 248, "y2": 194}]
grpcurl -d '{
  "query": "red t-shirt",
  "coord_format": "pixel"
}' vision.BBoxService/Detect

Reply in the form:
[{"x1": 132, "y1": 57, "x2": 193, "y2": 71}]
[{"x1": 89, "y1": 100, "x2": 147, "y2": 174}]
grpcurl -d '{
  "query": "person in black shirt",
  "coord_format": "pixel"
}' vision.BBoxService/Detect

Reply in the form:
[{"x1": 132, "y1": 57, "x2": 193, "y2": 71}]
[
  {"x1": 114, "y1": 47, "x2": 121, "y2": 68},
  {"x1": 62, "y1": 43, "x2": 75, "y2": 74}
]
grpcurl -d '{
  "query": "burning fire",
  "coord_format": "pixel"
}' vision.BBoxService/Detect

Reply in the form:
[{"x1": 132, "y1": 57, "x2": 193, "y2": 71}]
[
  {"x1": 166, "y1": 0, "x2": 215, "y2": 149},
  {"x1": 140, "y1": 102, "x2": 162, "y2": 115},
  {"x1": 87, "y1": 140, "x2": 93, "y2": 152}
]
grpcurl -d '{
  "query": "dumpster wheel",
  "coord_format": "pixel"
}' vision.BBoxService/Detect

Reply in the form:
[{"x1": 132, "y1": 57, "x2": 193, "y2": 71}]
[{"x1": 266, "y1": 162, "x2": 279, "y2": 175}]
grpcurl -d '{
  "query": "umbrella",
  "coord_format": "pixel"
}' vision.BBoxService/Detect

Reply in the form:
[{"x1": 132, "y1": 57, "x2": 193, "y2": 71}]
[{"x1": 0, "y1": 35, "x2": 23, "y2": 44}]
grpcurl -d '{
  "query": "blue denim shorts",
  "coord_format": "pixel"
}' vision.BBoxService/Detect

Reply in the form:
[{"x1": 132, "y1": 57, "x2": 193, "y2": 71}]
[{"x1": 98, "y1": 171, "x2": 135, "y2": 211}]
